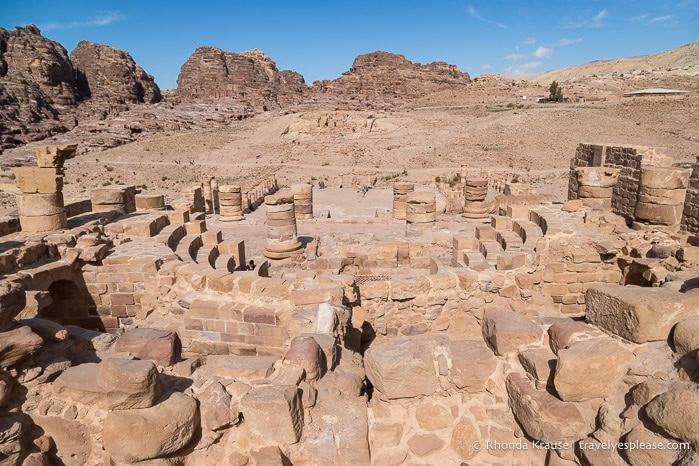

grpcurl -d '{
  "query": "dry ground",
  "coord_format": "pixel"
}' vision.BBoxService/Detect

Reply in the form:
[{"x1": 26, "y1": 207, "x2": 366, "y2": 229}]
[{"x1": 2, "y1": 74, "x2": 698, "y2": 208}]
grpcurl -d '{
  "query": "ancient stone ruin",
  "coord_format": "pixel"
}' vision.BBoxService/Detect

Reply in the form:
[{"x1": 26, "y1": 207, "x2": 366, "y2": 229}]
[{"x1": 1, "y1": 142, "x2": 699, "y2": 465}]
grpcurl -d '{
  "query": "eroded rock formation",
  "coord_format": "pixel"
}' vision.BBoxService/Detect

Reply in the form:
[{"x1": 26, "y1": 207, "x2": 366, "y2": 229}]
[
  {"x1": 176, "y1": 46, "x2": 306, "y2": 110},
  {"x1": 0, "y1": 25, "x2": 78, "y2": 150},
  {"x1": 311, "y1": 50, "x2": 471, "y2": 107},
  {"x1": 70, "y1": 41, "x2": 162, "y2": 105}
]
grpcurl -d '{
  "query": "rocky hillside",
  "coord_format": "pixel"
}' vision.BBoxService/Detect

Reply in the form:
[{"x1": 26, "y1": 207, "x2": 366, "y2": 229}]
[
  {"x1": 70, "y1": 41, "x2": 162, "y2": 106},
  {"x1": 0, "y1": 25, "x2": 79, "y2": 150},
  {"x1": 176, "y1": 47, "x2": 306, "y2": 110},
  {"x1": 534, "y1": 41, "x2": 699, "y2": 84},
  {"x1": 311, "y1": 51, "x2": 471, "y2": 108},
  {"x1": 0, "y1": 26, "x2": 163, "y2": 154}
]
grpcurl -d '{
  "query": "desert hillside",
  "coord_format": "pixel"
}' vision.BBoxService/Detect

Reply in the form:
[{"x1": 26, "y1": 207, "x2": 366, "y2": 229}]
[{"x1": 534, "y1": 41, "x2": 699, "y2": 84}]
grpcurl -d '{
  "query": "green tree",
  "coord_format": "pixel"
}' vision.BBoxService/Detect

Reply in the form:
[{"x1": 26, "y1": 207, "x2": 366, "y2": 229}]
[{"x1": 549, "y1": 81, "x2": 563, "y2": 102}]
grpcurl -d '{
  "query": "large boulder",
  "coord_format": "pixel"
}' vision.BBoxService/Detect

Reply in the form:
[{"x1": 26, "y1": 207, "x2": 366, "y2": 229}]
[
  {"x1": 0, "y1": 324, "x2": 42, "y2": 368},
  {"x1": 586, "y1": 285, "x2": 699, "y2": 343},
  {"x1": 506, "y1": 373, "x2": 592, "y2": 443},
  {"x1": 113, "y1": 328, "x2": 181, "y2": 366},
  {"x1": 672, "y1": 316, "x2": 699, "y2": 356},
  {"x1": 103, "y1": 392, "x2": 198, "y2": 463},
  {"x1": 53, "y1": 357, "x2": 160, "y2": 409},
  {"x1": 554, "y1": 338, "x2": 634, "y2": 402},
  {"x1": 364, "y1": 338, "x2": 439, "y2": 399},
  {"x1": 644, "y1": 389, "x2": 699, "y2": 442},
  {"x1": 240, "y1": 385, "x2": 303, "y2": 444},
  {"x1": 482, "y1": 311, "x2": 543, "y2": 355}
]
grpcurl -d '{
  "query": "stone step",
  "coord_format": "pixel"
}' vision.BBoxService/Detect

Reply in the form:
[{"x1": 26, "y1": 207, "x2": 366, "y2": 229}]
[
  {"x1": 512, "y1": 219, "x2": 544, "y2": 244},
  {"x1": 496, "y1": 230, "x2": 523, "y2": 251},
  {"x1": 175, "y1": 235, "x2": 203, "y2": 262},
  {"x1": 215, "y1": 255, "x2": 236, "y2": 273},
  {"x1": 479, "y1": 241, "x2": 503, "y2": 260},
  {"x1": 196, "y1": 245, "x2": 220, "y2": 268},
  {"x1": 463, "y1": 251, "x2": 491, "y2": 271},
  {"x1": 155, "y1": 224, "x2": 187, "y2": 251}
]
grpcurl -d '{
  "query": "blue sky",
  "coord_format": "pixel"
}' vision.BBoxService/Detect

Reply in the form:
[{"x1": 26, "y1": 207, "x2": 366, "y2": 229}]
[{"x1": 2, "y1": 1, "x2": 698, "y2": 89}]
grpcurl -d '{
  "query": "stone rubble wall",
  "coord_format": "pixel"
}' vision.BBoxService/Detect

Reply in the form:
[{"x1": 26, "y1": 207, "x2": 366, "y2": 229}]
[
  {"x1": 681, "y1": 157, "x2": 699, "y2": 233},
  {"x1": 568, "y1": 143, "x2": 675, "y2": 219}
]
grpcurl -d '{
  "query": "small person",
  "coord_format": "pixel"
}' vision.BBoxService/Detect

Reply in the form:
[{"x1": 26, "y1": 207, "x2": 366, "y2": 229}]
[{"x1": 246, "y1": 260, "x2": 256, "y2": 271}]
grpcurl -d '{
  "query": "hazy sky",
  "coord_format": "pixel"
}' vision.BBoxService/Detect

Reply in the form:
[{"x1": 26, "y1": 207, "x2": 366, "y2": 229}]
[{"x1": 2, "y1": 1, "x2": 698, "y2": 89}]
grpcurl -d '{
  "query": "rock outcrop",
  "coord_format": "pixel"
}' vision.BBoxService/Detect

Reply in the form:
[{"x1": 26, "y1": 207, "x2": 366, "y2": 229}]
[
  {"x1": 311, "y1": 50, "x2": 471, "y2": 107},
  {"x1": 70, "y1": 41, "x2": 162, "y2": 105},
  {"x1": 0, "y1": 26, "x2": 163, "y2": 153},
  {"x1": 0, "y1": 25, "x2": 78, "y2": 150},
  {"x1": 176, "y1": 46, "x2": 306, "y2": 110}
]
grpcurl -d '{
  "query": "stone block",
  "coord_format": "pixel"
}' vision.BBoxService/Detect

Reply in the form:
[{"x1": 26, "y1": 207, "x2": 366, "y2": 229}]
[
  {"x1": 16, "y1": 193, "x2": 65, "y2": 216},
  {"x1": 364, "y1": 338, "x2": 439, "y2": 399},
  {"x1": 103, "y1": 392, "x2": 198, "y2": 463},
  {"x1": 13, "y1": 167, "x2": 62, "y2": 194},
  {"x1": 114, "y1": 328, "x2": 182, "y2": 366},
  {"x1": 554, "y1": 338, "x2": 634, "y2": 401},
  {"x1": 53, "y1": 358, "x2": 160, "y2": 410},
  {"x1": 20, "y1": 212, "x2": 68, "y2": 232},
  {"x1": 586, "y1": 285, "x2": 699, "y2": 343},
  {"x1": 32, "y1": 144, "x2": 77, "y2": 168},
  {"x1": 240, "y1": 385, "x2": 303, "y2": 444},
  {"x1": 506, "y1": 373, "x2": 592, "y2": 443},
  {"x1": 482, "y1": 311, "x2": 543, "y2": 355}
]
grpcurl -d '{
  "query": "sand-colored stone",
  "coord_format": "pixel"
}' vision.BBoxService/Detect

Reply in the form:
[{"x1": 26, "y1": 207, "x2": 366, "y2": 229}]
[{"x1": 586, "y1": 285, "x2": 699, "y2": 343}]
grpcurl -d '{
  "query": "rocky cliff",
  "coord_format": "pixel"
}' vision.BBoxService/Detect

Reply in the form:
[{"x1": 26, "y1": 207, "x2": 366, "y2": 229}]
[
  {"x1": 176, "y1": 47, "x2": 306, "y2": 110},
  {"x1": 0, "y1": 26, "x2": 164, "y2": 154},
  {"x1": 70, "y1": 41, "x2": 162, "y2": 105},
  {"x1": 0, "y1": 25, "x2": 79, "y2": 150},
  {"x1": 311, "y1": 51, "x2": 471, "y2": 107}
]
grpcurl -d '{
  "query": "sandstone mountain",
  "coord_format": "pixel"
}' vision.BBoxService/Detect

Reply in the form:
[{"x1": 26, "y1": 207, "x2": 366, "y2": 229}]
[
  {"x1": 311, "y1": 51, "x2": 471, "y2": 107},
  {"x1": 534, "y1": 40, "x2": 699, "y2": 84},
  {"x1": 176, "y1": 47, "x2": 306, "y2": 110},
  {"x1": 0, "y1": 26, "x2": 163, "y2": 154},
  {"x1": 0, "y1": 25, "x2": 79, "y2": 150},
  {"x1": 70, "y1": 41, "x2": 162, "y2": 105}
]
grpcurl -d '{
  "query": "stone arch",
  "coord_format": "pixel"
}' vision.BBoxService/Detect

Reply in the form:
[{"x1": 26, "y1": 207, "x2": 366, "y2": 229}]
[{"x1": 40, "y1": 279, "x2": 89, "y2": 323}]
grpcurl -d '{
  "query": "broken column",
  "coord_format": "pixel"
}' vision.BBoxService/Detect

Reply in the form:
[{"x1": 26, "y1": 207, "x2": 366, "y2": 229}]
[
  {"x1": 91, "y1": 186, "x2": 136, "y2": 214},
  {"x1": 135, "y1": 194, "x2": 165, "y2": 211},
  {"x1": 575, "y1": 167, "x2": 620, "y2": 209},
  {"x1": 292, "y1": 184, "x2": 313, "y2": 220},
  {"x1": 393, "y1": 182, "x2": 414, "y2": 220},
  {"x1": 264, "y1": 193, "x2": 302, "y2": 259},
  {"x1": 13, "y1": 144, "x2": 76, "y2": 232},
  {"x1": 462, "y1": 178, "x2": 493, "y2": 219},
  {"x1": 406, "y1": 192, "x2": 436, "y2": 223},
  {"x1": 211, "y1": 178, "x2": 220, "y2": 214},
  {"x1": 634, "y1": 167, "x2": 690, "y2": 227},
  {"x1": 219, "y1": 185, "x2": 244, "y2": 222}
]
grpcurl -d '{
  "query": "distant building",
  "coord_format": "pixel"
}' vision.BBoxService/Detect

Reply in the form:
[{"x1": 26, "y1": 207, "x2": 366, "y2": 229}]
[{"x1": 623, "y1": 88, "x2": 690, "y2": 97}]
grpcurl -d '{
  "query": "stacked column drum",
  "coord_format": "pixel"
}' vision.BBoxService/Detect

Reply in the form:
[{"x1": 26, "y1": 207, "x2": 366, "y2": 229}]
[
  {"x1": 135, "y1": 194, "x2": 165, "y2": 211},
  {"x1": 462, "y1": 178, "x2": 493, "y2": 219},
  {"x1": 292, "y1": 183, "x2": 313, "y2": 220},
  {"x1": 219, "y1": 185, "x2": 244, "y2": 222},
  {"x1": 393, "y1": 182, "x2": 415, "y2": 220},
  {"x1": 575, "y1": 167, "x2": 620, "y2": 209},
  {"x1": 634, "y1": 167, "x2": 690, "y2": 226},
  {"x1": 264, "y1": 193, "x2": 303, "y2": 259},
  {"x1": 13, "y1": 144, "x2": 76, "y2": 233},
  {"x1": 406, "y1": 192, "x2": 436, "y2": 223},
  {"x1": 90, "y1": 186, "x2": 136, "y2": 214}
]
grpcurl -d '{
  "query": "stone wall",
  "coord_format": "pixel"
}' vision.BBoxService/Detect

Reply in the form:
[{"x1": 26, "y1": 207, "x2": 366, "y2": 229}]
[
  {"x1": 568, "y1": 143, "x2": 673, "y2": 218},
  {"x1": 681, "y1": 157, "x2": 699, "y2": 233}
]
